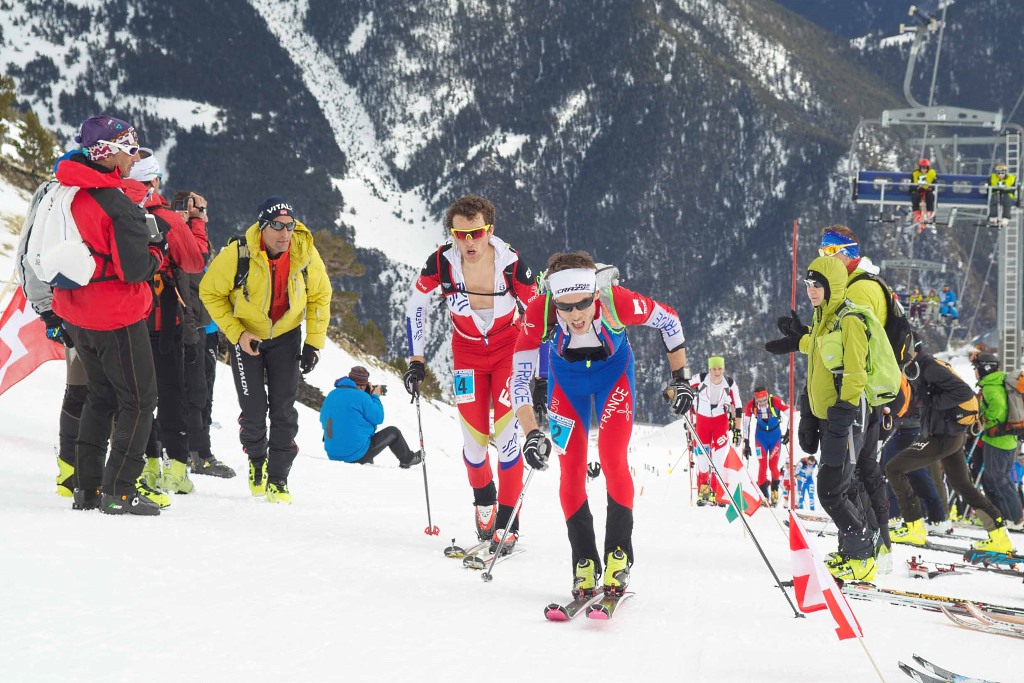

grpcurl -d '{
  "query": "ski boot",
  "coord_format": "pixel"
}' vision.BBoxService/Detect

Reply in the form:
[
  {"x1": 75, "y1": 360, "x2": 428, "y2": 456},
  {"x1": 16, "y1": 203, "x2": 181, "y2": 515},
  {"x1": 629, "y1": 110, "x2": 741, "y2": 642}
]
[
  {"x1": 475, "y1": 503, "x2": 497, "y2": 541},
  {"x1": 827, "y1": 554, "x2": 876, "y2": 582},
  {"x1": 973, "y1": 526, "x2": 1014, "y2": 554},
  {"x1": 56, "y1": 457, "x2": 74, "y2": 498},
  {"x1": 926, "y1": 518, "x2": 953, "y2": 535},
  {"x1": 696, "y1": 484, "x2": 713, "y2": 506},
  {"x1": 72, "y1": 487, "x2": 102, "y2": 511},
  {"x1": 572, "y1": 558, "x2": 599, "y2": 599},
  {"x1": 248, "y1": 459, "x2": 268, "y2": 497},
  {"x1": 161, "y1": 459, "x2": 195, "y2": 494},
  {"x1": 266, "y1": 480, "x2": 292, "y2": 504},
  {"x1": 490, "y1": 528, "x2": 518, "y2": 556},
  {"x1": 603, "y1": 548, "x2": 630, "y2": 595},
  {"x1": 890, "y1": 518, "x2": 927, "y2": 547},
  {"x1": 770, "y1": 489, "x2": 779, "y2": 507},
  {"x1": 400, "y1": 450, "x2": 423, "y2": 469},
  {"x1": 140, "y1": 456, "x2": 163, "y2": 490},
  {"x1": 135, "y1": 474, "x2": 171, "y2": 508},
  {"x1": 100, "y1": 490, "x2": 161, "y2": 516},
  {"x1": 874, "y1": 535, "x2": 892, "y2": 575},
  {"x1": 189, "y1": 451, "x2": 236, "y2": 478}
]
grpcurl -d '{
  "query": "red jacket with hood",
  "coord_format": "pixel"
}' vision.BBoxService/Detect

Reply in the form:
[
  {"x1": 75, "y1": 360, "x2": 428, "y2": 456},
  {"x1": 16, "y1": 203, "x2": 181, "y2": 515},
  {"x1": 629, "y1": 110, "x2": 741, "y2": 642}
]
[{"x1": 51, "y1": 154, "x2": 162, "y2": 330}]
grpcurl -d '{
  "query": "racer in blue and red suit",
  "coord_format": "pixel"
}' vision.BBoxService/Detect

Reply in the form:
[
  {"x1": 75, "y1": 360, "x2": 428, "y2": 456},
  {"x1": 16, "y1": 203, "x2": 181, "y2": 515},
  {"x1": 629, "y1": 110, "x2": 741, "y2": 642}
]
[
  {"x1": 741, "y1": 387, "x2": 790, "y2": 504},
  {"x1": 511, "y1": 253, "x2": 691, "y2": 581}
]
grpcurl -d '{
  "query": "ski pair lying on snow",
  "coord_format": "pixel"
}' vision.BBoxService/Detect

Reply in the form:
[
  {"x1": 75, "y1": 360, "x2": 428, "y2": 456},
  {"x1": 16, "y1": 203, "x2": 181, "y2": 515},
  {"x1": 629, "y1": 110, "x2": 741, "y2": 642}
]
[
  {"x1": 940, "y1": 602, "x2": 1024, "y2": 641},
  {"x1": 544, "y1": 591, "x2": 634, "y2": 621},
  {"x1": 899, "y1": 653, "x2": 1000, "y2": 682},
  {"x1": 906, "y1": 556, "x2": 1022, "y2": 580},
  {"x1": 830, "y1": 581, "x2": 1024, "y2": 618}
]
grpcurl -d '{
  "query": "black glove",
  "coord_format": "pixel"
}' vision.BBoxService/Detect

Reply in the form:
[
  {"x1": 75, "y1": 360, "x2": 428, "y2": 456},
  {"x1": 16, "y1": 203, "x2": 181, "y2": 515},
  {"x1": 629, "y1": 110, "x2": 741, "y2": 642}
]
[
  {"x1": 665, "y1": 371, "x2": 694, "y2": 415},
  {"x1": 523, "y1": 429, "x2": 552, "y2": 471},
  {"x1": 183, "y1": 343, "x2": 199, "y2": 365},
  {"x1": 765, "y1": 335, "x2": 802, "y2": 355},
  {"x1": 39, "y1": 310, "x2": 73, "y2": 348},
  {"x1": 532, "y1": 377, "x2": 548, "y2": 409},
  {"x1": 797, "y1": 388, "x2": 819, "y2": 454},
  {"x1": 404, "y1": 360, "x2": 426, "y2": 396},
  {"x1": 587, "y1": 462, "x2": 602, "y2": 479},
  {"x1": 743, "y1": 442, "x2": 752, "y2": 459},
  {"x1": 825, "y1": 401, "x2": 858, "y2": 436},
  {"x1": 777, "y1": 309, "x2": 809, "y2": 338},
  {"x1": 781, "y1": 431, "x2": 790, "y2": 445},
  {"x1": 299, "y1": 343, "x2": 320, "y2": 374}
]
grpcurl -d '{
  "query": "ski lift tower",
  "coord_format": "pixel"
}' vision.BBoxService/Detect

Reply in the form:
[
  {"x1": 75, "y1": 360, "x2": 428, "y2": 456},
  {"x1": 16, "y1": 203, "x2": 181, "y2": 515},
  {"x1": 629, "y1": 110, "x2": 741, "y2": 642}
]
[{"x1": 849, "y1": 1, "x2": 1022, "y2": 372}]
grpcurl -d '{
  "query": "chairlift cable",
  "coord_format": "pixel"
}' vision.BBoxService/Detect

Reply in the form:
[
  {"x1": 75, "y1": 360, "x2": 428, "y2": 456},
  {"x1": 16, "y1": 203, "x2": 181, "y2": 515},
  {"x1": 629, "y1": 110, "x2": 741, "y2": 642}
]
[{"x1": 960, "y1": 245, "x2": 998, "y2": 346}]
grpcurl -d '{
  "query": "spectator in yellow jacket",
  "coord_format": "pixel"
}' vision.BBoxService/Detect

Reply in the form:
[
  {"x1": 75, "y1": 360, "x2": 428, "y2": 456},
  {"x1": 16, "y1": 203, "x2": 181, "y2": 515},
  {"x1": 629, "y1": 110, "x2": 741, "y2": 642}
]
[
  {"x1": 988, "y1": 163, "x2": 1018, "y2": 226},
  {"x1": 199, "y1": 196, "x2": 332, "y2": 504},
  {"x1": 910, "y1": 158, "x2": 937, "y2": 224}
]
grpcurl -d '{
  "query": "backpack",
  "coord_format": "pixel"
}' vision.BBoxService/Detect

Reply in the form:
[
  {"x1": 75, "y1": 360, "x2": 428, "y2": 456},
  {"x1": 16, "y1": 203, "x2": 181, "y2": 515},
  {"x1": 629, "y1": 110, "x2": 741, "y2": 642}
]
[
  {"x1": 985, "y1": 371, "x2": 1024, "y2": 437},
  {"x1": 228, "y1": 235, "x2": 307, "y2": 301},
  {"x1": 848, "y1": 271, "x2": 916, "y2": 367},
  {"x1": 931, "y1": 358, "x2": 979, "y2": 427},
  {"x1": 819, "y1": 299, "x2": 902, "y2": 407},
  {"x1": 19, "y1": 180, "x2": 104, "y2": 290}
]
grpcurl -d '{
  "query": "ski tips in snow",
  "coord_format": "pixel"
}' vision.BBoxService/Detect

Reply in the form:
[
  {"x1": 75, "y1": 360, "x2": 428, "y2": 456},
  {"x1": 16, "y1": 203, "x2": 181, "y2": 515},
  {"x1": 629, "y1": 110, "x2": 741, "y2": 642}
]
[{"x1": 899, "y1": 653, "x2": 1002, "y2": 683}]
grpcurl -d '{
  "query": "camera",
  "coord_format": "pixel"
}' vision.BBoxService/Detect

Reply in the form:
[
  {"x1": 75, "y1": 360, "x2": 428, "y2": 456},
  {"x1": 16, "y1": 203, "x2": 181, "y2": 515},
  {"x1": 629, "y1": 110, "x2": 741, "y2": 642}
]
[
  {"x1": 171, "y1": 197, "x2": 189, "y2": 212},
  {"x1": 365, "y1": 384, "x2": 388, "y2": 396}
]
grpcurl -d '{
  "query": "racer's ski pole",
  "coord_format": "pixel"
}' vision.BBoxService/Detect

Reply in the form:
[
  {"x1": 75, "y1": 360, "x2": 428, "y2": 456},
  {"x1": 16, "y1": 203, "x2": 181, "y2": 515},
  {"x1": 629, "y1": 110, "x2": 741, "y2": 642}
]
[
  {"x1": 414, "y1": 393, "x2": 440, "y2": 536},
  {"x1": 482, "y1": 467, "x2": 536, "y2": 582}
]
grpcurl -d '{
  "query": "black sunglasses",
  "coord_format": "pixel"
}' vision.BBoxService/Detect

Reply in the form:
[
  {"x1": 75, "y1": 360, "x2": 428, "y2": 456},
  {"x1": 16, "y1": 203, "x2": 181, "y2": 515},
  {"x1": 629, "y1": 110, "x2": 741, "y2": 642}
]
[
  {"x1": 553, "y1": 294, "x2": 596, "y2": 312},
  {"x1": 265, "y1": 219, "x2": 295, "y2": 232}
]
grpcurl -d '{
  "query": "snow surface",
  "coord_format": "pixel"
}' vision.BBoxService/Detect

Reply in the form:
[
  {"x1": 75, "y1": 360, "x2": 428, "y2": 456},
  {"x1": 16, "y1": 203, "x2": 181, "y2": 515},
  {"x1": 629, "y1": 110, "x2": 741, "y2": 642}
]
[{"x1": 1, "y1": 179, "x2": 1021, "y2": 682}]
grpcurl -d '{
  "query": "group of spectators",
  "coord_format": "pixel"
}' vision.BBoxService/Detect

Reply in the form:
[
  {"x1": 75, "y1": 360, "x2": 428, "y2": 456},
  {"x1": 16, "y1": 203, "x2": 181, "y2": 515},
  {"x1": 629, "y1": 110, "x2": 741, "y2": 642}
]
[
  {"x1": 20, "y1": 114, "x2": 333, "y2": 515},
  {"x1": 902, "y1": 285, "x2": 958, "y2": 324}
]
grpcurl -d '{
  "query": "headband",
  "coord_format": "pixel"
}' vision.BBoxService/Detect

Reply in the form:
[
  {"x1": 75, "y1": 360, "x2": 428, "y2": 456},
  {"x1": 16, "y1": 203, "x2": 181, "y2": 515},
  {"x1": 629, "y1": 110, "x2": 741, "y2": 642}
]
[{"x1": 547, "y1": 268, "x2": 597, "y2": 299}]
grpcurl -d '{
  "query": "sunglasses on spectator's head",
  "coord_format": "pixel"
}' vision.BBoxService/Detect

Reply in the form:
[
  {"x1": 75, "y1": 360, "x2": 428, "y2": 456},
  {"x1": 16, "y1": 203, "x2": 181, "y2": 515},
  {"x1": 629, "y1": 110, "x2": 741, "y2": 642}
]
[
  {"x1": 818, "y1": 242, "x2": 856, "y2": 257},
  {"x1": 804, "y1": 278, "x2": 824, "y2": 289},
  {"x1": 109, "y1": 141, "x2": 140, "y2": 156},
  {"x1": 452, "y1": 225, "x2": 491, "y2": 241},
  {"x1": 553, "y1": 294, "x2": 596, "y2": 312},
  {"x1": 265, "y1": 219, "x2": 295, "y2": 231}
]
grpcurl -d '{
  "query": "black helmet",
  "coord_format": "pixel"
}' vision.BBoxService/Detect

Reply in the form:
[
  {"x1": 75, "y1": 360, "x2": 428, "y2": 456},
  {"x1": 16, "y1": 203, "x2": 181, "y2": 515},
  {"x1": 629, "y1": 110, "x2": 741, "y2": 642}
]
[{"x1": 972, "y1": 352, "x2": 1000, "y2": 377}]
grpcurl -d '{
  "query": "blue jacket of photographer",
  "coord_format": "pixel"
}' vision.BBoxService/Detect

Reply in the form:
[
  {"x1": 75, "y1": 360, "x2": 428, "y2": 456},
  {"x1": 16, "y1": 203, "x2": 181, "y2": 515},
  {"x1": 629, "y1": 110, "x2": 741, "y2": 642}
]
[{"x1": 320, "y1": 377, "x2": 384, "y2": 462}]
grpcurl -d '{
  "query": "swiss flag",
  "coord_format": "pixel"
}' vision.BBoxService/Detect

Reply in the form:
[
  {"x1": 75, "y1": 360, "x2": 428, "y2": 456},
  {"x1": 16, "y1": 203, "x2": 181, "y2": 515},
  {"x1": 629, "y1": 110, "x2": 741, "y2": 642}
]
[
  {"x1": 788, "y1": 511, "x2": 863, "y2": 640},
  {"x1": 0, "y1": 289, "x2": 65, "y2": 397}
]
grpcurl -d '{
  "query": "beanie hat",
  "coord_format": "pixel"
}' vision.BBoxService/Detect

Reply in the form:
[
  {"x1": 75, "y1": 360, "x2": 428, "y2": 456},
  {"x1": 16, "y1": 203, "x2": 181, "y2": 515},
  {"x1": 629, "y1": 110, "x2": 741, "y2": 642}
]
[
  {"x1": 348, "y1": 366, "x2": 370, "y2": 385},
  {"x1": 127, "y1": 149, "x2": 161, "y2": 182},
  {"x1": 257, "y1": 196, "x2": 295, "y2": 226},
  {"x1": 707, "y1": 356, "x2": 725, "y2": 370},
  {"x1": 75, "y1": 115, "x2": 138, "y2": 162}
]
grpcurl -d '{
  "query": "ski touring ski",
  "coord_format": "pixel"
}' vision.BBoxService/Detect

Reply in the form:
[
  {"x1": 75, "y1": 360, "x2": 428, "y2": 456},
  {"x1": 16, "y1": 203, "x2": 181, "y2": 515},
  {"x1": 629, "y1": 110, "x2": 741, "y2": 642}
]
[
  {"x1": 940, "y1": 605, "x2": 1024, "y2": 640},
  {"x1": 835, "y1": 581, "x2": 1024, "y2": 617},
  {"x1": 586, "y1": 591, "x2": 634, "y2": 620},
  {"x1": 965, "y1": 602, "x2": 1024, "y2": 629},
  {"x1": 962, "y1": 548, "x2": 1024, "y2": 568},
  {"x1": 794, "y1": 512, "x2": 985, "y2": 544},
  {"x1": 544, "y1": 591, "x2": 605, "y2": 621},
  {"x1": 443, "y1": 538, "x2": 490, "y2": 559},
  {"x1": 907, "y1": 555, "x2": 1022, "y2": 579},
  {"x1": 462, "y1": 547, "x2": 525, "y2": 570},
  {"x1": 899, "y1": 654, "x2": 1000, "y2": 682}
]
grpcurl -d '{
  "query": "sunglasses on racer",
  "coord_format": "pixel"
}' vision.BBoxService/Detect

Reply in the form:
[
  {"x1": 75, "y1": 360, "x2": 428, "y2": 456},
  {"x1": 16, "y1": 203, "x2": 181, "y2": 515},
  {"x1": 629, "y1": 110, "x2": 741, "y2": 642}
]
[
  {"x1": 818, "y1": 242, "x2": 857, "y2": 257},
  {"x1": 553, "y1": 293, "x2": 596, "y2": 312},
  {"x1": 451, "y1": 224, "x2": 492, "y2": 241}
]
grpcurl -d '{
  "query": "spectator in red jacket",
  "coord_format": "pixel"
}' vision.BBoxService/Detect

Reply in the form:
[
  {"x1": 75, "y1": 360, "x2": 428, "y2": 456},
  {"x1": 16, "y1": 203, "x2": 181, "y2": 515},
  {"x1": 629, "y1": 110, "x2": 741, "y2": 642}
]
[
  {"x1": 123, "y1": 149, "x2": 209, "y2": 502},
  {"x1": 53, "y1": 115, "x2": 165, "y2": 516}
]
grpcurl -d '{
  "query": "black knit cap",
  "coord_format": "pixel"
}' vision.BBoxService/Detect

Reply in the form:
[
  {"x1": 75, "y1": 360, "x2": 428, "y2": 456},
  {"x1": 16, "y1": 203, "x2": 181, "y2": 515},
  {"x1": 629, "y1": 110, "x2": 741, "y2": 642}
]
[
  {"x1": 805, "y1": 269, "x2": 831, "y2": 304},
  {"x1": 348, "y1": 366, "x2": 370, "y2": 385}
]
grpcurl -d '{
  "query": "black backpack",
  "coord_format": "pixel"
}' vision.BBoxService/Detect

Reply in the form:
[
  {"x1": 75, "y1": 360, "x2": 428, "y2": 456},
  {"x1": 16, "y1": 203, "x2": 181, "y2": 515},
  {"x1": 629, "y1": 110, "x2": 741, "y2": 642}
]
[
  {"x1": 848, "y1": 271, "x2": 916, "y2": 367},
  {"x1": 228, "y1": 235, "x2": 307, "y2": 301}
]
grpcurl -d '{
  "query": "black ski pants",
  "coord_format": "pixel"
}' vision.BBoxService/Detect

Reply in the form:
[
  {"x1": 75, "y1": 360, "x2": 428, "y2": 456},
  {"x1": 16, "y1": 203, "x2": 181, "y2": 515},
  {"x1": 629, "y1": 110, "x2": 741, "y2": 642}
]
[
  {"x1": 65, "y1": 320, "x2": 157, "y2": 496},
  {"x1": 885, "y1": 433, "x2": 1004, "y2": 531},
  {"x1": 851, "y1": 410, "x2": 890, "y2": 546},
  {"x1": 183, "y1": 332, "x2": 211, "y2": 457},
  {"x1": 817, "y1": 414, "x2": 873, "y2": 558},
  {"x1": 58, "y1": 350, "x2": 88, "y2": 467},
  {"x1": 203, "y1": 330, "x2": 218, "y2": 440},
  {"x1": 356, "y1": 426, "x2": 416, "y2": 464},
  {"x1": 881, "y1": 426, "x2": 946, "y2": 521},
  {"x1": 147, "y1": 327, "x2": 188, "y2": 463},
  {"x1": 229, "y1": 327, "x2": 300, "y2": 482},
  {"x1": 911, "y1": 187, "x2": 935, "y2": 212}
]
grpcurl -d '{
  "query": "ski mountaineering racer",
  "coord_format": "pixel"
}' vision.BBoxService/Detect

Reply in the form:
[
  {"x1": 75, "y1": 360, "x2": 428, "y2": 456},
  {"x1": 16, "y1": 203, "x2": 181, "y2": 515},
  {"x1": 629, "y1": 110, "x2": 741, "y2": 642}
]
[
  {"x1": 403, "y1": 194, "x2": 538, "y2": 549},
  {"x1": 510, "y1": 251, "x2": 692, "y2": 599},
  {"x1": 741, "y1": 387, "x2": 790, "y2": 505},
  {"x1": 689, "y1": 356, "x2": 742, "y2": 505}
]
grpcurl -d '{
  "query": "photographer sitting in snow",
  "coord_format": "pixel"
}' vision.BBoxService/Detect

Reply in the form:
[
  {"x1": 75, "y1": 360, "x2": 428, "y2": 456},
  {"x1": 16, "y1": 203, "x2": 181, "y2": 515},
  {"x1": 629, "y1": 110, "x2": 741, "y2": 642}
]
[{"x1": 320, "y1": 365, "x2": 423, "y2": 467}]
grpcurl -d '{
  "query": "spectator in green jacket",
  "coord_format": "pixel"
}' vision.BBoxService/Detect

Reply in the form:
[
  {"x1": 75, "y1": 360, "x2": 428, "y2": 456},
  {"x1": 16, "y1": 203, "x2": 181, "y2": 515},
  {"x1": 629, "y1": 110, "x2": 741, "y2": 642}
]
[
  {"x1": 972, "y1": 352, "x2": 1024, "y2": 529},
  {"x1": 987, "y1": 163, "x2": 1018, "y2": 226}
]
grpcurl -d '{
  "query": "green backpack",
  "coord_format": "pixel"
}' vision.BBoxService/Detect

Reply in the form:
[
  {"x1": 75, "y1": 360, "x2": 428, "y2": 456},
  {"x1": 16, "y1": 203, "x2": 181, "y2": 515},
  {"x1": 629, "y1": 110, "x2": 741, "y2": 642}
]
[{"x1": 818, "y1": 299, "x2": 902, "y2": 407}]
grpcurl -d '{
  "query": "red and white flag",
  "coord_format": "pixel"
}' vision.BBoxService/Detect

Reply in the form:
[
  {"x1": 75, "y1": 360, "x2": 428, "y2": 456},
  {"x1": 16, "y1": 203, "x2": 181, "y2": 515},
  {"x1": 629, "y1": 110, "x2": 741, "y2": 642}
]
[
  {"x1": 713, "y1": 444, "x2": 762, "y2": 516},
  {"x1": 788, "y1": 511, "x2": 863, "y2": 640},
  {"x1": 0, "y1": 289, "x2": 65, "y2": 397}
]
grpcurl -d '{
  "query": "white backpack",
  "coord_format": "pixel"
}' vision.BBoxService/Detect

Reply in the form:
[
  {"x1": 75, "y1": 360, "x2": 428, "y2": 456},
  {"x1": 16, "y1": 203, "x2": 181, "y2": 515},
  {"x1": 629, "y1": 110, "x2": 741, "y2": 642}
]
[{"x1": 20, "y1": 181, "x2": 95, "y2": 289}]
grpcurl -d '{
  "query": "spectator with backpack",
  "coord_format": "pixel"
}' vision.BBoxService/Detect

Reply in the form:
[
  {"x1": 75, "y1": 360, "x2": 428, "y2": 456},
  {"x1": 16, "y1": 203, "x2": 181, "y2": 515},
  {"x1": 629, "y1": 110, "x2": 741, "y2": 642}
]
[
  {"x1": 49, "y1": 115, "x2": 165, "y2": 515},
  {"x1": 199, "y1": 196, "x2": 332, "y2": 504},
  {"x1": 972, "y1": 353, "x2": 1024, "y2": 530},
  {"x1": 124, "y1": 150, "x2": 207, "y2": 504},
  {"x1": 886, "y1": 344, "x2": 1015, "y2": 553}
]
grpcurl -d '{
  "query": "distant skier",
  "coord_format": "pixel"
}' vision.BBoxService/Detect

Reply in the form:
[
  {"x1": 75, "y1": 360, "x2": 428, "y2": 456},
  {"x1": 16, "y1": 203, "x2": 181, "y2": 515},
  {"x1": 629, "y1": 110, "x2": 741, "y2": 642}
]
[
  {"x1": 910, "y1": 158, "x2": 937, "y2": 225},
  {"x1": 403, "y1": 194, "x2": 538, "y2": 547},
  {"x1": 795, "y1": 456, "x2": 817, "y2": 511},
  {"x1": 741, "y1": 387, "x2": 790, "y2": 505},
  {"x1": 511, "y1": 250, "x2": 690, "y2": 599},
  {"x1": 689, "y1": 357, "x2": 742, "y2": 505}
]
